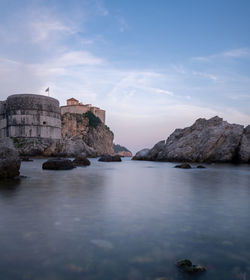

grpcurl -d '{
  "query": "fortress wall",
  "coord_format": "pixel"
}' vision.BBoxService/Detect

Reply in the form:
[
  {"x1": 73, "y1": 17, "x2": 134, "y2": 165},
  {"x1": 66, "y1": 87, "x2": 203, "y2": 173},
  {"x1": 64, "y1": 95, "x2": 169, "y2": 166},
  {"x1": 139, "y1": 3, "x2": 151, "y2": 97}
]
[
  {"x1": 0, "y1": 101, "x2": 7, "y2": 137},
  {"x1": 61, "y1": 105, "x2": 90, "y2": 115},
  {"x1": 5, "y1": 94, "x2": 61, "y2": 139},
  {"x1": 91, "y1": 108, "x2": 105, "y2": 123},
  {"x1": 61, "y1": 102, "x2": 106, "y2": 124}
]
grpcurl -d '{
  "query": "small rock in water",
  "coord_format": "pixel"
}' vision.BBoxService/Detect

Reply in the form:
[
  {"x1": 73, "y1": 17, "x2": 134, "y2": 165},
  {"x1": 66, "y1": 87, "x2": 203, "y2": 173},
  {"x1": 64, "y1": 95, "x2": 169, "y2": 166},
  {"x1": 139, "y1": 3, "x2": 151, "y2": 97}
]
[
  {"x1": 174, "y1": 163, "x2": 192, "y2": 169},
  {"x1": 42, "y1": 158, "x2": 75, "y2": 170},
  {"x1": 176, "y1": 259, "x2": 206, "y2": 273},
  {"x1": 98, "y1": 155, "x2": 122, "y2": 162},
  {"x1": 197, "y1": 165, "x2": 206, "y2": 168},
  {"x1": 73, "y1": 156, "x2": 91, "y2": 167},
  {"x1": 21, "y1": 156, "x2": 33, "y2": 162}
]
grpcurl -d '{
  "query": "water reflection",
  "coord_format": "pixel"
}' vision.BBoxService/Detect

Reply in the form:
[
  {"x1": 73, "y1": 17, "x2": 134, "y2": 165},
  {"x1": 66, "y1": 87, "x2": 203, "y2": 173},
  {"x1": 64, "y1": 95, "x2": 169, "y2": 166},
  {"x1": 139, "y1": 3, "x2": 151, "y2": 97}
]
[{"x1": 0, "y1": 159, "x2": 249, "y2": 280}]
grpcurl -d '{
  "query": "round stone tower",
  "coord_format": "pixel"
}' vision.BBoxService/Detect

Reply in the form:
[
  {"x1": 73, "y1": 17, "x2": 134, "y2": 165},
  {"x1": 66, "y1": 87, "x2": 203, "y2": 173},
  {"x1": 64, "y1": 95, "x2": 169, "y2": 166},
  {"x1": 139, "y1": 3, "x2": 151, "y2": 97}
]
[{"x1": 5, "y1": 94, "x2": 61, "y2": 139}]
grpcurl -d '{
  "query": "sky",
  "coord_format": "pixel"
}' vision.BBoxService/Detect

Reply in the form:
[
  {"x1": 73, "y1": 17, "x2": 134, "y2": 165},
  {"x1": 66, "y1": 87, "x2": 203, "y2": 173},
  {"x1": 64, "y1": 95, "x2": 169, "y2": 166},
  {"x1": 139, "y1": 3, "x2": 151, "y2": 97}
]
[{"x1": 0, "y1": 0, "x2": 250, "y2": 153}]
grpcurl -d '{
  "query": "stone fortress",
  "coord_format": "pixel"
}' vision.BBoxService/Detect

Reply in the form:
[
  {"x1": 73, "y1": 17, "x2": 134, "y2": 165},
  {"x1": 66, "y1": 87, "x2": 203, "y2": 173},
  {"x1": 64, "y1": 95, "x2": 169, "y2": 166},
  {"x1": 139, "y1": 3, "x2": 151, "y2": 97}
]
[
  {"x1": 0, "y1": 94, "x2": 106, "y2": 140},
  {"x1": 0, "y1": 94, "x2": 61, "y2": 139},
  {"x1": 61, "y1": 98, "x2": 105, "y2": 124}
]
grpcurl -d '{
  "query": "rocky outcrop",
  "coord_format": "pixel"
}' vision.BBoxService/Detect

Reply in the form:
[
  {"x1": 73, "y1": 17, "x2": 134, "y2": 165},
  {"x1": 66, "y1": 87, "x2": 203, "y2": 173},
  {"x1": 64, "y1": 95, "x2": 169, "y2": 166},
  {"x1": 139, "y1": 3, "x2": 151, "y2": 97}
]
[
  {"x1": 87, "y1": 124, "x2": 114, "y2": 156},
  {"x1": 113, "y1": 144, "x2": 132, "y2": 157},
  {"x1": 133, "y1": 116, "x2": 250, "y2": 163},
  {"x1": 0, "y1": 138, "x2": 21, "y2": 178},
  {"x1": 61, "y1": 112, "x2": 114, "y2": 156},
  {"x1": 239, "y1": 125, "x2": 250, "y2": 163},
  {"x1": 13, "y1": 137, "x2": 57, "y2": 156},
  {"x1": 57, "y1": 136, "x2": 97, "y2": 157},
  {"x1": 176, "y1": 259, "x2": 206, "y2": 273}
]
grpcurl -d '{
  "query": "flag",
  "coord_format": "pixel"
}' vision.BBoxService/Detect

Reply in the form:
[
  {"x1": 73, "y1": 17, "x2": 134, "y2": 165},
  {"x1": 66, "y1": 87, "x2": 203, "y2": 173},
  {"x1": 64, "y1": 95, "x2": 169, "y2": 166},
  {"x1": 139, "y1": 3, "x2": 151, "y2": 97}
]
[{"x1": 45, "y1": 87, "x2": 49, "y2": 92}]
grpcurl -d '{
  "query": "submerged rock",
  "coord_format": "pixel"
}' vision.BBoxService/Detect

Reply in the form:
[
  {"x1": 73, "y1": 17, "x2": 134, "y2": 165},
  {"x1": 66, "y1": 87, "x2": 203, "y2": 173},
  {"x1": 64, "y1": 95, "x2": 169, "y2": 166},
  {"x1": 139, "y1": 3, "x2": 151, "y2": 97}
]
[
  {"x1": 176, "y1": 259, "x2": 206, "y2": 273},
  {"x1": 0, "y1": 138, "x2": 21, "y2": 179},
  {"x1": 197, "y1": 165, "x2": 206, "y2": 168},
  {"x1": 73, "y1": 155, "x2": 91, "y2": 166},
  {"x1": 98, "y1": 155, "x2": 122, "y2": 162},
  {"x1": 175, "y1": 163, "x2": 192, "y2": 169},
  {"x1": 42, "y1": 159, "x2": 75, "y2": 170}
]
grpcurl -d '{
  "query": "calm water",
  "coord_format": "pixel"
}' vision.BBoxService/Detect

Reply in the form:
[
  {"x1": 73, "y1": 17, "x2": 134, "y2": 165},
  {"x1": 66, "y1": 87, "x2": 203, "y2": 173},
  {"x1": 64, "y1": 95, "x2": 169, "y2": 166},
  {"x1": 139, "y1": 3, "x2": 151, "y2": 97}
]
[{"x1": 0, "y1": 158, "x2": 250, "y2": 280}]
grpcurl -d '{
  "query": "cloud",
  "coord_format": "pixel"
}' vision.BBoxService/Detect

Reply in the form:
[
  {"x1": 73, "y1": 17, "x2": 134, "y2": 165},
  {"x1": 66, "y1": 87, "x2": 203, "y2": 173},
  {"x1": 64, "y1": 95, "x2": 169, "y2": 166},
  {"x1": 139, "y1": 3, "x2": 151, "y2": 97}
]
[
  {"x1": 55, "y1": 51, "x2": 104, "y2": 67},
  {"x1": 118, "y1": 17, "x2": 128, "y2": 32},
  {"x1": 31, "y1": 18, "x2": 73, "y2": 43},
  {"x1": 192, "y1": 71, "x2": 218, "y2": 82},
  {"x1": 222, "y1": 48, "x2": 250, "y2": 58},
  {"x1": 192, "y1": 48, "x2": 250, "y2": 62}
]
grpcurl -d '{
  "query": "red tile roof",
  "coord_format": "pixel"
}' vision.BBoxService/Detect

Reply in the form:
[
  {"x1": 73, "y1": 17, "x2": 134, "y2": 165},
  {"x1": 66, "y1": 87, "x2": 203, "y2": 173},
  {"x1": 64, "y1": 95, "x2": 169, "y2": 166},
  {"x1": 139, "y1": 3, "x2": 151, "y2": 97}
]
[{"x1": 67, "y1": 98, "x2": 78, "y2": 102}]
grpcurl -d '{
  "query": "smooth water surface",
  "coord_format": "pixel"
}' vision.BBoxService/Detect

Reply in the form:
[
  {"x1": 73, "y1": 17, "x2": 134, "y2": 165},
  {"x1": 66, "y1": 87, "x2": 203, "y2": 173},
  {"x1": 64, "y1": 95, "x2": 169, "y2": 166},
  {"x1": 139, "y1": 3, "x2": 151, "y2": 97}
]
[{"x1": 0, "y1": 159, "x2": 250, "y2": 280}]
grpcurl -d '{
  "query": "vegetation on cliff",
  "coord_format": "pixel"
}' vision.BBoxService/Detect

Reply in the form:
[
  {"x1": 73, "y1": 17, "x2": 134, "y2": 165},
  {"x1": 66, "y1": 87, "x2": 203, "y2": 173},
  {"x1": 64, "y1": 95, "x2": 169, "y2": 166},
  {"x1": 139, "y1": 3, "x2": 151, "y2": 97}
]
[{"x1": 84, "y1": 111, "x2": 101, "y2": 128}]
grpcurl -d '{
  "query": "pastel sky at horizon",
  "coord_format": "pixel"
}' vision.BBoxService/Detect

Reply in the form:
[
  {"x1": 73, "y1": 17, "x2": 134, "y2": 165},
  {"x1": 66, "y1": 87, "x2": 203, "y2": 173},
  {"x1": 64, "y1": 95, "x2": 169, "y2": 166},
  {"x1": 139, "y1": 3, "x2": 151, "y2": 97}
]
[{"x1": 0, "y1": 0, "x2": 250, "y2": 153}]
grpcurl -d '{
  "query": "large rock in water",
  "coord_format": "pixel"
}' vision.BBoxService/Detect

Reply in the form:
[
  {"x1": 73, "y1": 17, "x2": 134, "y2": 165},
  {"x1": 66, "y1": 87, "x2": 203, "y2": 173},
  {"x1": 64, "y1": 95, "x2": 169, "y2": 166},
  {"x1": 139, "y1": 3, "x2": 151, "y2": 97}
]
[
  {"x1": 133, "y1": 116, "x2": 249, "y2": 163},
  {"x1": 0, "y1": 138, "x2": 21, "y2": 178},
  {"x1": 42, "y1": 159, "x2": 75, "y2": 170}
]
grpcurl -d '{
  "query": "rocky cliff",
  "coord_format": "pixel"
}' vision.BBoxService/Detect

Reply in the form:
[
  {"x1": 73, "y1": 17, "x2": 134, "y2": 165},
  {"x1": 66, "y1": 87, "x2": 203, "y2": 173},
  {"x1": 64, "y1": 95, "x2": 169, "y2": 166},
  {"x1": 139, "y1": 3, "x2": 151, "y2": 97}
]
[
  {"x1": 61, "y1": 112, "x2": 114, "y2": 156},
  {"x1": 133, "y1": 116, "x2": 250, "y2": 163},
  {"x1": 12, "y1": 112, "x2": 114, "y2": 157}
]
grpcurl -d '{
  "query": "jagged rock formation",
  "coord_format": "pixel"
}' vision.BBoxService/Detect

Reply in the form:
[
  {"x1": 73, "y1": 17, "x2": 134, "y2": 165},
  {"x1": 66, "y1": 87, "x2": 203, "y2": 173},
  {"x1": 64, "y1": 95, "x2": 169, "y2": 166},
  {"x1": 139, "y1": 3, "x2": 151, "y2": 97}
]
[
  {"x1": 0, "y1": 138, "x2": 21, "y2": 178},
  {"x1": 113, "y1": 144, "x2": 132, "y2": 157},
  {"x1": 61, "y1": 112, "x2": 114, "y2": 156},
  {"x1": 133, "y1": 116, "x2": 250, "y2": 163},
  {"x1": 239, "y1": 125, "x2": 250, "y2": 162}
]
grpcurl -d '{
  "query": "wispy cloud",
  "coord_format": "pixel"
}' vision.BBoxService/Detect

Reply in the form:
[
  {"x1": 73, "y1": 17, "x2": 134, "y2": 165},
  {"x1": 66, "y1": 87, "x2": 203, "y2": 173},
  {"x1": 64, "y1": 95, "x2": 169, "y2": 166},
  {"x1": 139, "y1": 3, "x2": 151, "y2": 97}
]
[
  {"x1": 117, "y1": 16, "x2": 128, "y2": 32},
  {"x1": 31, "y1": 18, "x2": 73, "y2": 43},
  {"x1": 55, "y1": 51, "x2": 104, "y2": 67},
  {"x1": 192, "y1": 48, "x2": 250, "y2": 61},
  {"x1": 223, "y1": 48, "x2": 250, "y2": 58},
  {"x1": 192, "y1": 71, "x2": 218, "y2": 82}
]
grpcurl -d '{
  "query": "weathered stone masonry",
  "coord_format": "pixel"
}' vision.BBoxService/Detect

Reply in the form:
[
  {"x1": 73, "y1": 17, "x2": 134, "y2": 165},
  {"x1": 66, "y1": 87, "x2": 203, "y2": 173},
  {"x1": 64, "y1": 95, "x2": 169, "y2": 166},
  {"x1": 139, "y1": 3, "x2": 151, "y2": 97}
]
[
  {"x1": 0, "y1": 94, "x2": 61, "y2": 140},
  {"x1": 61, "y1": 98, "x2": 106, "y2": 124}
]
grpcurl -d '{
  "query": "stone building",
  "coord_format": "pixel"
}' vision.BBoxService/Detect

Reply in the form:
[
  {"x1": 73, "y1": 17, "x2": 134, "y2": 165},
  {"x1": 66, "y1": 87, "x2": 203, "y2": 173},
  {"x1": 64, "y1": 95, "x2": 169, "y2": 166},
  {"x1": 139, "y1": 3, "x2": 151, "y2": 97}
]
[
  {"x1": 61, "y1": 98, "x2": 106, "y2": 124},
  {"x1": 0, "y1": 94, "x2": 61, "y2": 139}
]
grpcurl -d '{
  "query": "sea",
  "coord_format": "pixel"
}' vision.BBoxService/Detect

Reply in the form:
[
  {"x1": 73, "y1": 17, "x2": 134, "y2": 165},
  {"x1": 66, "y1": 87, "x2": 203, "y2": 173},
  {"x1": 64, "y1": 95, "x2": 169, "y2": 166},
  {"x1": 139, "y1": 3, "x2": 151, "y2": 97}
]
[{"x1": 0, "y1": 158, "x2": 249, "y2": 280}]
